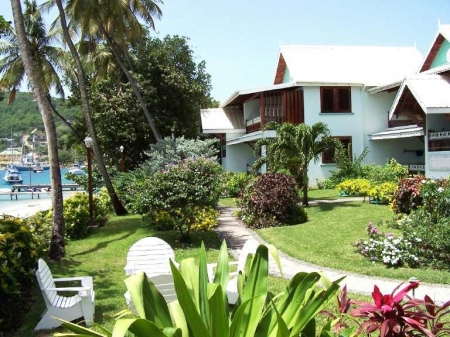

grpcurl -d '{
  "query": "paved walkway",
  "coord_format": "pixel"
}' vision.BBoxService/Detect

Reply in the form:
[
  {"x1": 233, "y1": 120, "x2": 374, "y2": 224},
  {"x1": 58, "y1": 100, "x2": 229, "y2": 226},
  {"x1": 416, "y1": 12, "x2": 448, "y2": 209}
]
[{"x1": 214, "y1": 204, "x2": 450, "y2": 305}]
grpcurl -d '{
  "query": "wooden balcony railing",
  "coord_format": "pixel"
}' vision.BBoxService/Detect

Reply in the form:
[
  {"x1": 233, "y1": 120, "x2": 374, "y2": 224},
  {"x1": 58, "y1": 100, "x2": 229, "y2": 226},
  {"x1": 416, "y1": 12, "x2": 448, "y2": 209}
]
[{"x1": 428, "y1": 131, "x2": 450, "y2": 152}]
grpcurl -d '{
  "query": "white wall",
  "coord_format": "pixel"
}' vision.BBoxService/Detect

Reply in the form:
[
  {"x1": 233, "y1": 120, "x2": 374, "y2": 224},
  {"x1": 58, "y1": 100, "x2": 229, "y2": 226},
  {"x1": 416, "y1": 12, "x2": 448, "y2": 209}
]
[{"x1": 224, "y1": 142, "x2": 256, "y2": 172}]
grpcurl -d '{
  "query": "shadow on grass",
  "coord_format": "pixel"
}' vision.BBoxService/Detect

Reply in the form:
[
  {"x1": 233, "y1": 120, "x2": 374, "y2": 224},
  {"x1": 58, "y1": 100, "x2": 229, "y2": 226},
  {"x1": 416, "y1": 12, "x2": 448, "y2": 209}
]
[
  {"x1": 71, "y1": 231, "x2": 135, "y2": 257},
  {"x1": 309, "y1": 200, "x2": 365, "y2": 212}
]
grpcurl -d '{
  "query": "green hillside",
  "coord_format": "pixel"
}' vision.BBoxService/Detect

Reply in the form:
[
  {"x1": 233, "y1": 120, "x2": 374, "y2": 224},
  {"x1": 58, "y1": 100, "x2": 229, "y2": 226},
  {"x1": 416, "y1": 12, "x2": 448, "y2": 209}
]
[{"x1": 0, "y1": 92, "x2": 80, "y2": 146}]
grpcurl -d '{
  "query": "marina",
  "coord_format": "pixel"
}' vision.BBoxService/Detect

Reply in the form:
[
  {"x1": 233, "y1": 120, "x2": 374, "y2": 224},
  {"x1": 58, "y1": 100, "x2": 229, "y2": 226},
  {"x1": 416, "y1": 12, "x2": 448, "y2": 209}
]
[{"x1": 0, "y1": 167, "x2": 80, "y2": 202}]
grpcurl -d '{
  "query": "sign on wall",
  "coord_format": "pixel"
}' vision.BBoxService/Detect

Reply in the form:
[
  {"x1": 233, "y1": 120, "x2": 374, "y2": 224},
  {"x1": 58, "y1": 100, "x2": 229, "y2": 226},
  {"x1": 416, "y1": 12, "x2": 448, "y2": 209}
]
[{"x1": 429, "y1": 153, "x2": 450, "y2": 171}]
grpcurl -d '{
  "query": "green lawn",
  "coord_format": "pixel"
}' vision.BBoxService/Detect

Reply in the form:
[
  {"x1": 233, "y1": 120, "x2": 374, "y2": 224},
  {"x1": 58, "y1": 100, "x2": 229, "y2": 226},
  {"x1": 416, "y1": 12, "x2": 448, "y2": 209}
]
[
  {"x1": 257, "y1": 197, "x2": 450, "y2": 284},
  {"x1": 14, "y1": 215, "x2": 226, "y2": 336}
]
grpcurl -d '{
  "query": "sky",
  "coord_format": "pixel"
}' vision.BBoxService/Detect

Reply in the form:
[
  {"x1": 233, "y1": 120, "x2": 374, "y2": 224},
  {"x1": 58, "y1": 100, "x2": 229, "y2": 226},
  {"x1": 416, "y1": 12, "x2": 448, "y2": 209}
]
[{"x1": 3, "y1": 0, "x2": 450, "y2": 104}]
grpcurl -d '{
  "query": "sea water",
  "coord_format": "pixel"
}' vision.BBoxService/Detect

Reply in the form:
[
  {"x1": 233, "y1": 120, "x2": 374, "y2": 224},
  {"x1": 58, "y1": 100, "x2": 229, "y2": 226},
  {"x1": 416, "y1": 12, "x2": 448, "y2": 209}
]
[{"x1": 0, "y1": 167, "x2": 75, "y2": 204}]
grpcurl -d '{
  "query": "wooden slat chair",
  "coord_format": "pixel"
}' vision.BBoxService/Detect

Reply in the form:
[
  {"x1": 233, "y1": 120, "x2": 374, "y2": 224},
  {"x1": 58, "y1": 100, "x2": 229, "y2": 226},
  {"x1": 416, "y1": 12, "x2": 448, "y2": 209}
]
[
  {"x1": 34, "y1": 258, "x2": 95, "y2": 331},
  {"x1": 208, "y1": 239, "x2": 259, "y2": 305},
  {"x1": 126, "y1": 273, "x2": 177, "y2": 314},
  {"x1": 124, "y1": 237, "x2": 179, "y2": 311}
]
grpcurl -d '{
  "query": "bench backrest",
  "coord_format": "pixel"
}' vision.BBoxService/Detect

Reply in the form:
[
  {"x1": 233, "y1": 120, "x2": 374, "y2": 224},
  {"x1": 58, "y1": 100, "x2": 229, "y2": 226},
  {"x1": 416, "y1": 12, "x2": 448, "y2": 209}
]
[
  {"x1": 35, "y1": 258, "x2": 57, "y2": 308},
  {"x1": 126, "y1": 237, "x2": 176, "y2": 277}
]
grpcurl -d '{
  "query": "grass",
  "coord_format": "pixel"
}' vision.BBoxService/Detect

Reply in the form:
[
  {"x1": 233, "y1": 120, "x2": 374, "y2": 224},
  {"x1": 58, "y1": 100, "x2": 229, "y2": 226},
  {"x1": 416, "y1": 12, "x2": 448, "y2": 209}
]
[
  {"x1": 307, "y1": 188, "x2": 340, "y2": 201},
  {"x1": 218, "y1": 197, "x2": 238, "y2": 207},
  {"x1": 257, "y1": 194, "x2": 450, "y2": 284},
  {"x1": 13, "y1": 215, "x2": 225, "y2": 336}
]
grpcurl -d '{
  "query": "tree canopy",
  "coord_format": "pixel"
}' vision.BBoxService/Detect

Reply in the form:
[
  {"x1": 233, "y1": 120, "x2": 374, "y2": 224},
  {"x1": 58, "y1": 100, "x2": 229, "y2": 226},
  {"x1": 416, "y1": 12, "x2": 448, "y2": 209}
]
[{"x1": 67, "y1": 34, "x2": 215, "y2": 170}]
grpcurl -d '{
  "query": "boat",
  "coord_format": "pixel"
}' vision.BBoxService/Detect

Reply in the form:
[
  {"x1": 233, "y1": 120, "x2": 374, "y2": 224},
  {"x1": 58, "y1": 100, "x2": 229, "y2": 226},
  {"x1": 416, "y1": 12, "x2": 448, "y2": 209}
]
[
  {"x1": 33, "y1": 165, "x2": 44, "y2": 173},
  {"x1": 68, "y1": 167, "x2": 85, "y2": 175},
  {"x1": 4, "y1": 166, "x2": 23, "y2": 184}
]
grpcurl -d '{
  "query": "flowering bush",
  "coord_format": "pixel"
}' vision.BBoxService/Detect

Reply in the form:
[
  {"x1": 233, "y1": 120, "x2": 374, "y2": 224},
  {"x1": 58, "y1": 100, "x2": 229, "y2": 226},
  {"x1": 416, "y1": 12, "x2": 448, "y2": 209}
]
[
  {"x1": 354, "y1": 222, "x2": 419, "y2": 267},
  {"x1": 368, "y1": 181, "x2": 397, "y2": 204},
  {"x1": 391, "y1": 176, "x2": 425, "y2": 214},
  {"x1": 237, "y1": 173, "x2": 307, "y2": 228},
  {"x1": 135, "y1": 158, "x2": 222, "y2": 240},
  {"x1": 361, "y1": 158, "x2": 409, "y2": 184},
  {"x1": 144, "y1": 206, "x2": 219, "y2": 232},
  {"x1": 336, "y1": 178, "x2": 371, "y2": 197}
]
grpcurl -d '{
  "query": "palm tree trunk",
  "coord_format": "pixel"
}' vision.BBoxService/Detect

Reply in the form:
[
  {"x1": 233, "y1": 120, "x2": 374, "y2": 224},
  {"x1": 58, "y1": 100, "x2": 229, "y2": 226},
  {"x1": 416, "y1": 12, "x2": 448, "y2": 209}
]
[
  {"x1": 101, "y1": 26, "x2": 162, "y2": 141},
  {"x1": 54, "y1": 0, "x2": 127, "y2": 215},
  {"x1": 10, "y1": 0, "x2": 65, "y2": 260},
  {"x1": 302, "y1": 167, "x2": 309, "y2": 207}
]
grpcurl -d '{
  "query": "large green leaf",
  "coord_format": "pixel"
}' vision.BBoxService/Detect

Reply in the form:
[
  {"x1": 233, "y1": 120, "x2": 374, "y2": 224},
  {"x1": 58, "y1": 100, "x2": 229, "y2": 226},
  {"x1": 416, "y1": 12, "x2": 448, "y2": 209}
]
[
  {"x1": 265, "y1": 243, "x2": 283, "y2": 277},
  {"x1": 289, "y1": 278, "x2": 344, "y2": 337},
  {"x1": 112, "y1": 318, "x2": 176, "y2": 337},
  {"x1": 199, "y1": 242, "x2": 211, "y2": 331},
  {"x1": 255, "y1": 272, "x2": 321, "y2": 337},
  {"x1": 168, "y1": 301, "x2": 188, "y2": 337},
  {"x1": 170, "y1": 260, "x2": 210, "y2": 336},
  {"x1": 229, "y1": 295, "x2": 265, "y2": 337},
  {"x1": 179, "y1": 257, "x2": 200, "y2": 310},
  {"x1": 209, "y1": 283, "x2": 230, "y2": 337},
  {"x1": 124, "y1": 272, "x2": 173, "y2": 329},
  {"x1": 230, "y1": 245, "x2": 268, "y2": 336},
  {"x1": 55, "y1": 319, "x2": 110, "y2": 336},
  {"x1": 213, "y1": 240, "x2": 230, "y2": 304}
]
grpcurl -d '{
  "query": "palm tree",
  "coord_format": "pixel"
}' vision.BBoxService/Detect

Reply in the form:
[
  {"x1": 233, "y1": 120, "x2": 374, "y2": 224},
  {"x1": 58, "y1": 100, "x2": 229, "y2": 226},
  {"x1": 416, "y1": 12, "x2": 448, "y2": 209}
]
[
  {"x1": 44, "y1": 0, "x2": 163, "y2": 142},
  {"x1": 254, "y1": 122, "x2": 338, "y2": 206},
  {"x1": 53, "y1": 0, "x2": 128, "y2": 215},
  {"x1": 10, "y1": 0, "x2": 66, "y2": 260},
  {"x1": 0, "y1": 0, "x2": 65, "y2": 103}
]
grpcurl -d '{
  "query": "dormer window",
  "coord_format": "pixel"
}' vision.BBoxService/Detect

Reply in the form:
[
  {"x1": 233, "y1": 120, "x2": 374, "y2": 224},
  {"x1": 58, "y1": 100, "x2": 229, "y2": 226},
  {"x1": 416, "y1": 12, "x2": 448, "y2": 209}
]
[{"x1": 321, "y1": 87, "x2": 351, "y2": 113}]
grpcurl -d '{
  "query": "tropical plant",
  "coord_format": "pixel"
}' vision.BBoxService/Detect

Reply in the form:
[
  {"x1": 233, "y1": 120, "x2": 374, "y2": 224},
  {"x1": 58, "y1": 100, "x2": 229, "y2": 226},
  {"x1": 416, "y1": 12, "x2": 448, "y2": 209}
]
[
  {"x1": 237, "y1": 173, "x2": 307, "y2": 228},
  {"x1": 51, "y1": 0, "x2": 128, "y2": 216},
  {"x1": 350, "y1": 281, "x2": 433, "y2": 336},
  {"x1": 221, "y1": 171, "x2": 254, "y2": 198},
  {"x1": 368, "y1": 181, "x2": 397, "y2": 204},
  {"x1": 422, "y1": 296, "x2": 450, "y2": 336},
  {"x1": 362, "y1": 159, "x2": 409, "y2": 185},
  {"x1": 336, "y1": 178, "x2": 371, "y2": 198},
  {"x1": 10, "y1": 0, "x2": 66, "y2": 260},
  {"x1": 391, "y1": 176, "x2": 425, "y2": 214},
  {"x1": 329, "y1": 146, "x2": 369, "y2": 186},
  {"x1": 49, "y1": 0, "x2": 164, "y2": 141},
  {"x1": 56, "y1": 241, "x2": 343, "y2": 337},
  {"x1": 253, "y1": 122, "x2": 338, "y2": 206}
]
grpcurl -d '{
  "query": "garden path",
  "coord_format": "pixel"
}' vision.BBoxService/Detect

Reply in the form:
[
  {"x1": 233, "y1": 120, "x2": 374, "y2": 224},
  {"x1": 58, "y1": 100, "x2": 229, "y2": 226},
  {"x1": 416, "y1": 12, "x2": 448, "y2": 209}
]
[{"x1": 215, "y1": 205, "x2": 450, "y2": 305}]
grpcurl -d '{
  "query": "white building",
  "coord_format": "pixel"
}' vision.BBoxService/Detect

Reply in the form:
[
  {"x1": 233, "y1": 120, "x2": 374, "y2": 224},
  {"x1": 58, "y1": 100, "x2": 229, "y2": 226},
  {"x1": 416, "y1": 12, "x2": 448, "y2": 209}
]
[{"x1": 201, "y1": 25, "x2": 450, "y2": 184}]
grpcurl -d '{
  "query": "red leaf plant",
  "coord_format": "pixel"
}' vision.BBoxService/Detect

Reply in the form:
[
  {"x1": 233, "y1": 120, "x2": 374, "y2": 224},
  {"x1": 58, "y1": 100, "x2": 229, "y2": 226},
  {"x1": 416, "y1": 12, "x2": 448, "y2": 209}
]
[
  {"x1": 350, "y1": 282, "x2": 434, "y2": 336},
  {"x1": 422, "y1": 295, "x2": 450, "y2": 336}
]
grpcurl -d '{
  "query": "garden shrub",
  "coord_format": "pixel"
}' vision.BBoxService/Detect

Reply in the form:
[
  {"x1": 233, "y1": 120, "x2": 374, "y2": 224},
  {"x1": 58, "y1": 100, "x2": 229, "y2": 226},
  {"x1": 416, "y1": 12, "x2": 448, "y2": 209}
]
[
  {"x1": 336, "y1": 179, "x2": 371, "y2": 197},
  {"x1": 315, "y1": 178, "x2": 335, "y2": 189},
  {"x1": 0, "y1": 215, "x2": 43, "y2": 332},
  {"x1": 135, "y1": 158, "x2": 222, "y2": 240},
  {"x1": 221, "y1": 171, "x2": 254, "y2": 198},
  {"x1": 329, "y1": 146, "x2": 369, "y2": 185},
  {"x1": 391, "y1": 176, "x2": 425, "y2": 214},
  {"x1": 368, "y1": 181, "x2": 397, "y2": 204},
  {"x1": 144, "y1": 206, "x2": 219, "y2": 232},
  {"x1": 361, "y1": 159, "x2": 408, "y2": 184},
  {"x1": 237, "y1": 173, "x2": 307, "y2": 228}
]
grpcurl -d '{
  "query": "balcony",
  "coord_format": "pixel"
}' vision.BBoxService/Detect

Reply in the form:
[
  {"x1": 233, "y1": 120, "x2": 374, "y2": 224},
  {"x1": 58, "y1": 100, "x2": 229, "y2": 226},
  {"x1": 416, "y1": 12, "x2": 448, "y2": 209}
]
[{"x1": 428, "y1": 131, "x2": 450, "y2": 152}]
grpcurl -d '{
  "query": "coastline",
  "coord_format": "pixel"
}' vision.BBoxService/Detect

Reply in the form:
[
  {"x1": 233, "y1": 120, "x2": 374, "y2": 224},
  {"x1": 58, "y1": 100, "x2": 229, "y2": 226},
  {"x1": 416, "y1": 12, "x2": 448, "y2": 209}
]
[{"x1": 0, "y1": 191, "x2": 80, "y2": 218}]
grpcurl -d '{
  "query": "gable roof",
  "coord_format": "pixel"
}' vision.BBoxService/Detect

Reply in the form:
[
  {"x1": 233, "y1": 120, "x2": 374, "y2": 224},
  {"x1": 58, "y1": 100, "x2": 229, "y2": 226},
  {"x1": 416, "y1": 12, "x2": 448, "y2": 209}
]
[
  {"x1": 275, "y1": 45, "x2": 422, "y2": 86},
  {"x1": 419, "y1": 25, "x2": 450, "y2": 72},
  {"x1": 388, "y1": 74, "x2": 450, "y2": 120}
]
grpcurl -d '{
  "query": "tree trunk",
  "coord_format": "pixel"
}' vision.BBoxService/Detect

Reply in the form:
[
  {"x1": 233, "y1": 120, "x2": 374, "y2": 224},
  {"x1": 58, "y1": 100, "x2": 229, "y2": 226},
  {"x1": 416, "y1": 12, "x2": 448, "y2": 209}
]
[
  {"x1": 302, "y1": 167, "x2": 309, "y2": 207},
  {"x1": 101, "y1": 26, "x2": 162, "y2": 142},
  {"x1": 55, "y1": 0, "x2": 127, "y2": 215},
  {"x1": 10, "y1": 0, "x2": 65, "y2": 260}
]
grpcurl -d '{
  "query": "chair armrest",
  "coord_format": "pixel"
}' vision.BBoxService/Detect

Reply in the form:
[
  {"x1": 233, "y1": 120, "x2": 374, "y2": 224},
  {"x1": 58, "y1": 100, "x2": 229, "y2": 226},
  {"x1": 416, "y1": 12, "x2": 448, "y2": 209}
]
[
  {"x1": 44, "y1": 286, "x2": 92, "y2": 297},
  {"x1": 54, "y1": 276, "x2": 93, "y2": 289}
]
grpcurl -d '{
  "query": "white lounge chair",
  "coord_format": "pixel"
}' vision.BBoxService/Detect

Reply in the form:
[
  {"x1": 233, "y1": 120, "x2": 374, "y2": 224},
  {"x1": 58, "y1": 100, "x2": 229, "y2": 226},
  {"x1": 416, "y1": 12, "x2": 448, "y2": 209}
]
[
  {"x1": 34, "y1": 258, "x2": 95, "y2": 331},
  {"x1": 208, "y1": 239, "x2": 259, "y2": 304},
  {"x1": 124, "y1": 237, "x2": 179, "y2": 311}
]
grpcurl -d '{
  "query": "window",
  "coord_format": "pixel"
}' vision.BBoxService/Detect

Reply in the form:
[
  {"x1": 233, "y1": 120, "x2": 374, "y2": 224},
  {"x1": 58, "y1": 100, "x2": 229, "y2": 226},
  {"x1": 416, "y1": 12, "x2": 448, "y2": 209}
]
[
  {"x1": 322, "y1": 136, "x2": 352, "y2": 164},
  {"x1": 320, "y1": 87, "x2": 351, "y2": 112}
]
